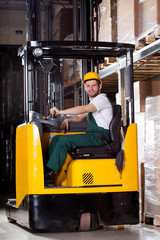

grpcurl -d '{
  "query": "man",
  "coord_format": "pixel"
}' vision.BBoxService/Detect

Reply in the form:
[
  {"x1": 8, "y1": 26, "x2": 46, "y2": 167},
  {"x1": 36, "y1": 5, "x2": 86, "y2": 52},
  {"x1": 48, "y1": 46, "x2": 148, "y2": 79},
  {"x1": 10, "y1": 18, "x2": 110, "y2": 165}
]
[{"x1": 45, "y1": 72, "x2": 113, "y2": 183}]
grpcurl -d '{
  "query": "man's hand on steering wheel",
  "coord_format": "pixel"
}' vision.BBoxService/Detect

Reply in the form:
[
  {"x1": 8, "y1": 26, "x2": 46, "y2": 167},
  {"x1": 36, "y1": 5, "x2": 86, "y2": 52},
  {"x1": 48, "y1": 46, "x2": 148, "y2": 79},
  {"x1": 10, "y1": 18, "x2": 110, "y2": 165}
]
[{"x1": 50, "y1": 107, "x2": 60, "y2": 115}]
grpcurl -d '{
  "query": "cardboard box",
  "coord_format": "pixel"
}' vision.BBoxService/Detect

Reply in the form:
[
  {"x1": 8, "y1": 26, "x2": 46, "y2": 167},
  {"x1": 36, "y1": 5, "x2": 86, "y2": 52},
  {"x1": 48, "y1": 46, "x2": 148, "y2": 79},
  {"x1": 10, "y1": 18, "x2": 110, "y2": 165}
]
[
  {"x1": 144, "y1": 95, "x2": 160, "y2": 166},
  {"x1": 152, "y1": 80, "x2": 160, "y2": 96},
  {"x1": 145, "y1": 198, "x2": 160, "y2": 218},
  {"x1": 139, "y1": 0, "x2": 160, "y2": 36},
  {"x1": 145, "y1": 95, "x2": 160, "y2": 121},
  {"x1": 118, "y1": 0, "x2": 160, "y2": 44},
  {"x1": 64, "y1": 99, "x2": 74, "y2": 109},
  {"x1": 134, "y1": 81, "x2": 152, "y2": 113},
  {"x1": 144, "y1": 166, "x2": 160, "y2": 218},
  {"x1": 118, "y1": 0, "x2": 139, "y2": 43},
  {"x1": 99, "y1": 0, "x2": 117, "y2": 42},
  {"x1": 0, "y1": 9, "x2": 45, "y2": 44},
  {"x1": 145, "y1": 119, "x2": 160, "y2": 166}
]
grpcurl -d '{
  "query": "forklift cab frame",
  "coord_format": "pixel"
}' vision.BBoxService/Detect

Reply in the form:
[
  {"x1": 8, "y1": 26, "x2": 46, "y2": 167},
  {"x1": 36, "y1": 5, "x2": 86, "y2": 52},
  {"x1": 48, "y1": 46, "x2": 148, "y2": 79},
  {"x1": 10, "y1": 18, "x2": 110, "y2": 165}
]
[
  {"x1": 19, "y1": 40, "x2": 135, "y2": 125},
  {"x1": 6, "y1": 40, "x2": 139, "y2": 232}
]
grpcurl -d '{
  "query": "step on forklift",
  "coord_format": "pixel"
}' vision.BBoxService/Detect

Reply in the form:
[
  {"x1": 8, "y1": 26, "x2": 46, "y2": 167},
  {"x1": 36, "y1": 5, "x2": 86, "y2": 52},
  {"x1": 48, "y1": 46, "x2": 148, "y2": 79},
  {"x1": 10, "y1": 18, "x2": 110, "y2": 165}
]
[{"x1": 6, "y1": 40, "x2": 139, "y2": 232}]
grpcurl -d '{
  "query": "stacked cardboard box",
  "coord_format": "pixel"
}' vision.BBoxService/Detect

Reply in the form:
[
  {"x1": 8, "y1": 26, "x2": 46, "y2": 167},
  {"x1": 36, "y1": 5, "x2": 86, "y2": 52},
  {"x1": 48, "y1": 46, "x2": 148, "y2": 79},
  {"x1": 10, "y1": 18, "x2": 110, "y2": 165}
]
[
  {"x1": 118, "y1": 0, "x2": 139, "y2": 43},
  {"x1": 134, "y1": 81, "x2": 152, "y2": 113},
  {"x1": 134, "y1": 81, "x2": 160, "y2": 221},
  {"x1": 134, "y1": 81, "x2": 153, "y2": 162},
  {"x1": 0, "y1": 9, "x2": 26, "y2": 45},
  {"x1": 117, "y1": 0, "x2": 160, "y2": 44},
  {"x1": 144, "y1": 95, "x2": 160, "y2": 218},
  {"x1": 134, "y1": 81, "x2": 151, "y2": 221},
  {"x1": 139, "y1": 0, "x2": 160, "y2": 39},
  {"x1": 99, "y1": 0, "x2": 117, "y2": 42}
]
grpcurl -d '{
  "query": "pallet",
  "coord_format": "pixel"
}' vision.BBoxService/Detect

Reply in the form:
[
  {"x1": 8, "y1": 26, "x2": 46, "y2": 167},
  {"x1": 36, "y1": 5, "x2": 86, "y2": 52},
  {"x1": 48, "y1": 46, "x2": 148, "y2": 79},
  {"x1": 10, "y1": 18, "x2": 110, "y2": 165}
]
[
  {"x1": 143, "y1": 215, "x2": 160, "y2": 227},
  {"x1": 136, "y1": 26, "x2": 160, "y2": 49}
]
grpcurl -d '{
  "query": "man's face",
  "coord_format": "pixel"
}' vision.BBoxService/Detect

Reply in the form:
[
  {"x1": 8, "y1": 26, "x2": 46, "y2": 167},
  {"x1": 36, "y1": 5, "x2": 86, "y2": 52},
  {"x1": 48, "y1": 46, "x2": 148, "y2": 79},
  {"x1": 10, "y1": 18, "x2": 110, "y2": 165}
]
[{"x1": 84, "y1": 80, "x2": 102, "y2": 98}]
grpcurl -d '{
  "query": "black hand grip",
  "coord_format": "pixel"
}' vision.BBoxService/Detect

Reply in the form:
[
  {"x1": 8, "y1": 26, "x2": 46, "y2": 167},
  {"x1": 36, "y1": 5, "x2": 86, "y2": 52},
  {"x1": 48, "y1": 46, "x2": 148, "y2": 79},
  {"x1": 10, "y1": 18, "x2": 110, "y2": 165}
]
[{"x1": 51, "y1": 110, "x2": 56, "y2": 119}]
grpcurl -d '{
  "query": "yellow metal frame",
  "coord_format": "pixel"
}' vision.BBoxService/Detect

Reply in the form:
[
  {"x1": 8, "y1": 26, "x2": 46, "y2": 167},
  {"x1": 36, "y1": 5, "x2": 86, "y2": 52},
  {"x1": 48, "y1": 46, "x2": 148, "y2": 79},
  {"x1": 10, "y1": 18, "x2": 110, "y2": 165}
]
[{"x1": 16, "y1": 123, "x2": 138, "y2": 207}]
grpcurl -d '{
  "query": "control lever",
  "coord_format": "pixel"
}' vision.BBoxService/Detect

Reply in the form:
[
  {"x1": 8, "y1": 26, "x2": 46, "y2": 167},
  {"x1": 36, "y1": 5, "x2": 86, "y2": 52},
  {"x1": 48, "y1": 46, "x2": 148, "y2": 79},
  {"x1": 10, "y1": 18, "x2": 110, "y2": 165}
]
[{"x1": 51, "y1": 110, "x2": 56, "y2": 119}]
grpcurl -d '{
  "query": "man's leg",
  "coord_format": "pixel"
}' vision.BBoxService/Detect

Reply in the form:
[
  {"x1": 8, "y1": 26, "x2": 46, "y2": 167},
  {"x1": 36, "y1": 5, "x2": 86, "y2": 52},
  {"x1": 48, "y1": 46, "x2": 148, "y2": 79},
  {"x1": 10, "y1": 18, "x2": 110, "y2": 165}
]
[
  {"x1": 46, "y1": 133, "x2": 104, "y2": 172},
  {"x1": 44, "y1": 135, "x2": 62, "y2": 185},
  {"x1": 44, "y1": 135, "x2": 61, "y2": 166}
]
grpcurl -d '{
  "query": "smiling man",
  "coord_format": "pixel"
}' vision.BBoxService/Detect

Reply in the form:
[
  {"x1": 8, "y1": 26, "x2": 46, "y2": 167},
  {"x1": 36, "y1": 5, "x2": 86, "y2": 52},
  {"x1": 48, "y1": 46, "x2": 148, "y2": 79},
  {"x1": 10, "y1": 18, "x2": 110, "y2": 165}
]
[{"x1": 45, "y1": 72, "x2": 113, "y2": 184}]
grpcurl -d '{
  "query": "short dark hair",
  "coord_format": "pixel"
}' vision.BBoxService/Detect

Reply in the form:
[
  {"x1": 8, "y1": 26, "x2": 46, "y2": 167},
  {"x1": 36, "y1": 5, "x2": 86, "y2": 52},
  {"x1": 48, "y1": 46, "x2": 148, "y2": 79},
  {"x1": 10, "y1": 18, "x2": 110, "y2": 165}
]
[{"x1": 84, "y1": 79, "x2": 101, "y2": 85}]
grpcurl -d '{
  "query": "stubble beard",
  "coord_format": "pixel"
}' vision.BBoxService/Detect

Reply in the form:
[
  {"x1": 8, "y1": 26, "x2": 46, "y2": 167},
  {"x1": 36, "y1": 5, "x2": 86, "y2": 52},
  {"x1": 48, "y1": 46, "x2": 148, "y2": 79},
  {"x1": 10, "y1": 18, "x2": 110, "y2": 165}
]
[{"x1": 88, "y1": 89, "x2": 100, "y2": 99}]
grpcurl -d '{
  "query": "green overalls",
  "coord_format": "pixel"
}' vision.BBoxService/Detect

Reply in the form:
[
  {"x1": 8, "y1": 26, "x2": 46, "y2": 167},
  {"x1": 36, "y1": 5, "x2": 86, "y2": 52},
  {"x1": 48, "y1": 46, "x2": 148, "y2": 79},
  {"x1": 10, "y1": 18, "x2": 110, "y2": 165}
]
[{"x1": 46, "y1": 113, "x2": 111, "y2": 172}]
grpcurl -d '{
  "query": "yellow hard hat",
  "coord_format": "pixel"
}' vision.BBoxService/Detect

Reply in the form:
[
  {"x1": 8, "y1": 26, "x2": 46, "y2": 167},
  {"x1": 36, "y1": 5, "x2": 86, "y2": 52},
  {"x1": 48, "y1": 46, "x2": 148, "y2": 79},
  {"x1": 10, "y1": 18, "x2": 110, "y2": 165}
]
[{"x1": 82, "y1": 72, "x2": 102, "y2": 85}]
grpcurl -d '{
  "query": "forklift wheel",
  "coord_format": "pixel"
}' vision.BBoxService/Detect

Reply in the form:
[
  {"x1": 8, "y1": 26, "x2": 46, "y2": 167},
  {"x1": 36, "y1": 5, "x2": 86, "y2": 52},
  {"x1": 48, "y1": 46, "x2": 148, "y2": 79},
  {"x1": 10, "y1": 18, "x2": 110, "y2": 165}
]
[
  {"x1": 8, "y1": 217, "x2": 16, "y2": 224},
  {"x1": 78, "y1": 213, "x2": 91, "y2": 232}
]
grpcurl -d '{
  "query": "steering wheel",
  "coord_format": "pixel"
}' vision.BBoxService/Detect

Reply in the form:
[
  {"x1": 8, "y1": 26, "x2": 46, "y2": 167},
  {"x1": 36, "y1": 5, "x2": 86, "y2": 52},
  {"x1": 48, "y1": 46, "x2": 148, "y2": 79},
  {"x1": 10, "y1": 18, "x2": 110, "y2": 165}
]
[{"x1": 47, "y1": 110, "x2": 57, "y2": 120}]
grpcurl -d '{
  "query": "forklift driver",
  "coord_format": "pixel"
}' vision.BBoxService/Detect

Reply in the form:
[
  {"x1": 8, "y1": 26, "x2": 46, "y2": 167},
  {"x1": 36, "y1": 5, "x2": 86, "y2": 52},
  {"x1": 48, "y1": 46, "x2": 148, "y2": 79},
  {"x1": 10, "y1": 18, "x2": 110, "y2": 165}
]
[{"x1": 45, "y1": 72, "x2": 113, "y2": 185}]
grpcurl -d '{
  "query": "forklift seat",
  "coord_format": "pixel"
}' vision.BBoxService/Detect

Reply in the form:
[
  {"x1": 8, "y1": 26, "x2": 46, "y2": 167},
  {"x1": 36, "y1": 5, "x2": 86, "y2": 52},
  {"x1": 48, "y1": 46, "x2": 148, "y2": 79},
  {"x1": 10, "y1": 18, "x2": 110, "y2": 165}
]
[{"x1": 70, "y1": 105, "x2": 122, "y2": 159}]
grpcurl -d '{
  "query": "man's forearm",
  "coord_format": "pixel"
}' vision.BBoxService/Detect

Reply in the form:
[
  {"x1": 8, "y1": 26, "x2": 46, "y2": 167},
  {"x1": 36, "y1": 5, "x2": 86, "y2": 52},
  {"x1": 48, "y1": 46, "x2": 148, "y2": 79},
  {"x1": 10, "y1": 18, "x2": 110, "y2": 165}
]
[
  {"x1": 59, "y1": 105, "x2": 86, "y2": 115},
  {"x1": 67, "y1": 115, "x2": 82, "y2": 123},
  {"x1": 60, "y1": 114, "x2": 87, "y2": 131},
  {"x1": 50, "y1": 103, "x2": 96, "y2": 116}
]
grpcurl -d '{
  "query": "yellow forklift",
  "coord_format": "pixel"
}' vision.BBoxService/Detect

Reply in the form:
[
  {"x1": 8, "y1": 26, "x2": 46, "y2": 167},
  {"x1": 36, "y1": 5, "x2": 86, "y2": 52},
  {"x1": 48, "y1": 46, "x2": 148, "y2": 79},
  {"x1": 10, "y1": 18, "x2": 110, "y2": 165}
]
[{"x1": 6, "y1": 40, "x2": 139, "y2": 232}]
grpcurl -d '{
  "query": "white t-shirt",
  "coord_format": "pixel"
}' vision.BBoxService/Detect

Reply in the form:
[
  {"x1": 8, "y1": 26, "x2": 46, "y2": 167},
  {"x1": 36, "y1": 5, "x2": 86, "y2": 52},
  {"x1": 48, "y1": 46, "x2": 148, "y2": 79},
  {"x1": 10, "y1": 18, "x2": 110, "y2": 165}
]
[{"x1": 90, "y1": 93, "x2": 113, "y2": 130}]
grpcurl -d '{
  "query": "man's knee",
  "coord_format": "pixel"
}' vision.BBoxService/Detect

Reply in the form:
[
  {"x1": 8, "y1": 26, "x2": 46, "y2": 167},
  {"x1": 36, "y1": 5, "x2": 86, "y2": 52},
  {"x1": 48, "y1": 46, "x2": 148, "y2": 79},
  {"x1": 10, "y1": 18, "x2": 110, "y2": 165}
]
[{"x1": 57, "y1": 135, "x2": 73, "y2": 149}]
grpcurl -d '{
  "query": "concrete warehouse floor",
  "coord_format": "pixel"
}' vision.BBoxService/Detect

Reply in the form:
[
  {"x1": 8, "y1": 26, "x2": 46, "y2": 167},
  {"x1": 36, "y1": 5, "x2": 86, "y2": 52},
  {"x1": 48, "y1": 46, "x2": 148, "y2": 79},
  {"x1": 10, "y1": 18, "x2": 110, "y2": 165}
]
[
  {"x1": 1, "y1": 208, "x2": 160, "y2": 240},
  {"x1": 1, "y1": 193, "x2": 160, "y2": 240}
]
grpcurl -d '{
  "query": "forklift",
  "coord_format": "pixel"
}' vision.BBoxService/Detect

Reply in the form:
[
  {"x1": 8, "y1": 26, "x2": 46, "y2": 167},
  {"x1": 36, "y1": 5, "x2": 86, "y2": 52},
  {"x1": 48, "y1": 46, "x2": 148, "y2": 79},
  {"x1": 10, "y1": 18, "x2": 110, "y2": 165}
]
[{"x1": 6, "y1": 40, "x2": 139, "y2": 231}]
